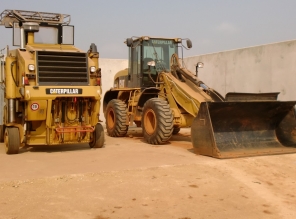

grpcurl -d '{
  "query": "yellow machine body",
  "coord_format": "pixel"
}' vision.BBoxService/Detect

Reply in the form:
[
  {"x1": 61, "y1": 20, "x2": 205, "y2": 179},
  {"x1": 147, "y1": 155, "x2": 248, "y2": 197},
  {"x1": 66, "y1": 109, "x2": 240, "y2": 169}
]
[
  {"x1": 103, "y1": 36, "x2": 296, "y2": 158},
  {"x1": 0, "y1": 9, "x2": 104, "y2": 154}
]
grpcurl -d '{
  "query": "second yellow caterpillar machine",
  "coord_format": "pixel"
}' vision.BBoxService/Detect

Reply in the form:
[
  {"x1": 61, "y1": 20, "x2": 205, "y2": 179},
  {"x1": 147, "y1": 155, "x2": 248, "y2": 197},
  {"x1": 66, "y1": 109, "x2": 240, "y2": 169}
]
[
  {"x1": 0, "y1": 9, "x2": 104, "y2": 154},
  {"x1": 103, "y1": 36, "x2": 296, "y2": 158}
]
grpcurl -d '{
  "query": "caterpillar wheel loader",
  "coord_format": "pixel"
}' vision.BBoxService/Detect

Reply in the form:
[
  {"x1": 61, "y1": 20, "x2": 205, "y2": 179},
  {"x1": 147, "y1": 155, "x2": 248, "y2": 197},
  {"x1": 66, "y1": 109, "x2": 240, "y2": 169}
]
[
  {"x1": 103, "y1": 36, "x2": 296, "y2": 159},
  {"x1": 0, "y1": 9, "x2": 104, "y2": 154}
]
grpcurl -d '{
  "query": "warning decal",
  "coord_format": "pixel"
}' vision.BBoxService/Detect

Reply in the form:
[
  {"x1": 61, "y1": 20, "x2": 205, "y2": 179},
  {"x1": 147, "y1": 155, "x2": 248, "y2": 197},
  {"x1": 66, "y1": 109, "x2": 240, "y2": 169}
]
[{"x1": 31, "y1": 103, "x2": 39, "y2": 111}]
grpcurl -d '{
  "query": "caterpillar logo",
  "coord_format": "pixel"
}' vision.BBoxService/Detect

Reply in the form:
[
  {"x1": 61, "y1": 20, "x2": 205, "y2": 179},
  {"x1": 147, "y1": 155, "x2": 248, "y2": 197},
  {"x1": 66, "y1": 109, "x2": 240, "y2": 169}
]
[
  {"x1": 151, "y1": 40, "x2": 172, "y2": 45},
  {"x1": 46, "y1": 88, "x2": 83, "y2": 94}
]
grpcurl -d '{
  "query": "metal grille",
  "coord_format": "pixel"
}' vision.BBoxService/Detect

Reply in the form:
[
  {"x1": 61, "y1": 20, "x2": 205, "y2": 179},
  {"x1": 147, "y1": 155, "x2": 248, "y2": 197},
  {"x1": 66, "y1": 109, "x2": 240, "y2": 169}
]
[{"x1": 36, "y1": 51, "x2": 89, "y2": 86}]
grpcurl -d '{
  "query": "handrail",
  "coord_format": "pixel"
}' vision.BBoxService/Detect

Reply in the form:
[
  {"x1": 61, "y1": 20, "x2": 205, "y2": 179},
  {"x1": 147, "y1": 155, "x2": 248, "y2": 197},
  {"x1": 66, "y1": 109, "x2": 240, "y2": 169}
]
[{"x1": 0, "y1": 9, "x2": 71, "y2": 26}]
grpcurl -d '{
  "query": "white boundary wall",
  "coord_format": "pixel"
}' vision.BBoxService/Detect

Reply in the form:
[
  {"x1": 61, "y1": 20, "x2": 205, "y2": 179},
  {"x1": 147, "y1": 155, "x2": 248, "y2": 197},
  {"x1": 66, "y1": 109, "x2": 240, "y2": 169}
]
[
  {"x1": 183, "y1": 40, "x2": 296, "y2": 101},
  {"x1": 99, "y1": 58, "x2": 128, "y2": 123}
]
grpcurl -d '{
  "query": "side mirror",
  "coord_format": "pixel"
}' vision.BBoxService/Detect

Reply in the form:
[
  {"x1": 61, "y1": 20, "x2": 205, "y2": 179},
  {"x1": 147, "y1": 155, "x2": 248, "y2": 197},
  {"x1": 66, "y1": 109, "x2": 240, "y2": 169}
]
[
  {"x1": 196, "y1": 62, "x2": 204, "y2": 68},
  {"x1": 186, "y1": 39, "x2": 192, "y2": 49},
  {"x1": 126, "y1": 38, "x2": 133, "y2": 47},
  {"x1": 195, "y1": 62, "x2": 204, "y2": 77}
]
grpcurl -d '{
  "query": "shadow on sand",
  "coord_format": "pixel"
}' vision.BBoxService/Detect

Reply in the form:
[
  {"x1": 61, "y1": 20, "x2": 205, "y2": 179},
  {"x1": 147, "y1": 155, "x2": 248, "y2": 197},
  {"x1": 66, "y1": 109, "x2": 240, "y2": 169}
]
[
  {"x1": 19, "y1": 143, "x2": 97, "y2": 154},
  {"x1": 125, "y1": 127, "x2": 195, "y2": 153}
]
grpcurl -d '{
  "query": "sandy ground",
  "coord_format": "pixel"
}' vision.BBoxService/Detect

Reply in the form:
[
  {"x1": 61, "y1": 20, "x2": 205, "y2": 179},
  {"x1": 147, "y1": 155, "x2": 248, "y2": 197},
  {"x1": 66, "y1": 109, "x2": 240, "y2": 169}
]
[{"x1": 0, "y1": 127, "x2": 296, "y2": 219}]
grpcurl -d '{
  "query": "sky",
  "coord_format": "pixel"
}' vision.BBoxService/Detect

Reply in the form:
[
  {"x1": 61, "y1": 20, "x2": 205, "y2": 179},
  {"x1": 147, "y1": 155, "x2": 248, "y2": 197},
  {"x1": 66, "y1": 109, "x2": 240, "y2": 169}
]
[{"x1": 1, "y1": 0, "x2": 296, "y2": 59}]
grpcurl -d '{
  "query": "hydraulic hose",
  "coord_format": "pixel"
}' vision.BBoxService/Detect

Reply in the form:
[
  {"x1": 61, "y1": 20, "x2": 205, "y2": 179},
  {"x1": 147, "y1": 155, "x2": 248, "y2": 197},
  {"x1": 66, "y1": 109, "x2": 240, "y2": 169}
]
[
  {"x1": 61, "y1": 101, "x2": 65, "y2": 123},
  {"x1": 10, "y1": 61, "x2": 18, "y2": 87},
  {"x1": 79, "y1": 99, "x2": 83, "y2": 122}
]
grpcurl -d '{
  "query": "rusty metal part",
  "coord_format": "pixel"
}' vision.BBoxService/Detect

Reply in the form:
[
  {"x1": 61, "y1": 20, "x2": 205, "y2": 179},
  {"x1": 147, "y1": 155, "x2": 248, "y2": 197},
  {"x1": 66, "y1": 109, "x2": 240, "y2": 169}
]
[
  {"x1": 55, "y1": 125, "x2": 94, "y2": 133},
  {"x1": 225, "y1": 92, "x2": 279, "y2": 101}
]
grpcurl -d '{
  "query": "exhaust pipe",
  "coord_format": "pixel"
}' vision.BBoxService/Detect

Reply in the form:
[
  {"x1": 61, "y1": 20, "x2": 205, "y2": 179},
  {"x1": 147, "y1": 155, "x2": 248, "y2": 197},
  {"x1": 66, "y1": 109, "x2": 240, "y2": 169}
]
[
  {"x1": 19, "y1": 22, "x2": 39, "y2": 51},
  {"x1": 8, "y1": 99, "x2": 16, "y2": 123},
  {"x1": 20, "y1": 24, "x2": 26, "y2": 51}
]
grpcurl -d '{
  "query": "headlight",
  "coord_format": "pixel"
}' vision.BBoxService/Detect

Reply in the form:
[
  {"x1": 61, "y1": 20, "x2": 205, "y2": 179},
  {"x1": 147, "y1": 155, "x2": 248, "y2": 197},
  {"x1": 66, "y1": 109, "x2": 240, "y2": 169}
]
[
  {"x1": 28, "y1": 64, "x2": 35, "y2": 71},
  {"x1": 90, "y1": 66, "x2": 96, "y2": 73}
]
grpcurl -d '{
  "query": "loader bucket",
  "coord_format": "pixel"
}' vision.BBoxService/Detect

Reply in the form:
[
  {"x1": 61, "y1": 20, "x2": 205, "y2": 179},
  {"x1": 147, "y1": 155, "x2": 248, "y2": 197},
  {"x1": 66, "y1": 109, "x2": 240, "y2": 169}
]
[{"x1": 191, "y1": 101, "x2": 296, "y2": 158}]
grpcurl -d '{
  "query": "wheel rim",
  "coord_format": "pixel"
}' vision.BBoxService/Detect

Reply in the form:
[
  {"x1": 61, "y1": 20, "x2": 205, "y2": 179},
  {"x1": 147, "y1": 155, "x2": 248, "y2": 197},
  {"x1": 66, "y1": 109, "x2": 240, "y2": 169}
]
[
  {"x1": 144, "y1": 109, "x2": 156, "y2": 135},
  {"x1": 107, "y1": 108, "x2": 115, "y2": 129}
]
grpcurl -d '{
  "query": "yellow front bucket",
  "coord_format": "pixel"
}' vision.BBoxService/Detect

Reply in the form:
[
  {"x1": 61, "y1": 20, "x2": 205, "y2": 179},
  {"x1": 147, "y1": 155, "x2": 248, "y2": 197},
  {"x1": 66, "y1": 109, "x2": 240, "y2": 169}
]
[{"x1": 191, "y1": 101, "x2": 296, "y2": 158}]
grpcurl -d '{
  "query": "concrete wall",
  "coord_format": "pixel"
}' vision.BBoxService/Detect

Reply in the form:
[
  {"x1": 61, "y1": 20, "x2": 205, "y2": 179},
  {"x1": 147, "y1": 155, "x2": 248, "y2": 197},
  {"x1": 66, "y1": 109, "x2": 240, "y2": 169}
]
[
  {"x1": 99, "y1": 58, "x2": 128, "y2": 122},
  {"x1": 183, "y1": 40, "x2": 296, "y2": 101}
]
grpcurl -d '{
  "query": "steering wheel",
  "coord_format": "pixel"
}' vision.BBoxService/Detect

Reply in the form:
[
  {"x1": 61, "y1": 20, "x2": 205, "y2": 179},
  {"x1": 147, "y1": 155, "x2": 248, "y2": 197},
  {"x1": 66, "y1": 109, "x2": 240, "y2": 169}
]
[{"x1": 155, "y1": 59, "x2": 166, "y2": 72}]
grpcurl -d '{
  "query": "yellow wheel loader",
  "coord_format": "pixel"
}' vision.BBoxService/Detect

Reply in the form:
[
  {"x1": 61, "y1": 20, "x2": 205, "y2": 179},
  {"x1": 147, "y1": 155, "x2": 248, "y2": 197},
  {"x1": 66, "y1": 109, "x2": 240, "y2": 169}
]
[
  {"x1": 103, "y1": 36, "x2": 296, "y2": 158},
  {"x1": 0, "y1": 10, "x2": 104, "y2": 154}
]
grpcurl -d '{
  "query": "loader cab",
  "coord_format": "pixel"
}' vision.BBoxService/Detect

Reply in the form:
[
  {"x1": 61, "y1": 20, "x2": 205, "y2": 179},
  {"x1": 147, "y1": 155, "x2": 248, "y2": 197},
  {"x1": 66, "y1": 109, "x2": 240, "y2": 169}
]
[{"x1": 126, "y1": 37, "x2": 180, "y2": 89}]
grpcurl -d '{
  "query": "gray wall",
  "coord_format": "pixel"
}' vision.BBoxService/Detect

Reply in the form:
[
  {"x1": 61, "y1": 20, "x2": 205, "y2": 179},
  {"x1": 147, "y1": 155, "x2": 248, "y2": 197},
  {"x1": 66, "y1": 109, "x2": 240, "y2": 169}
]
[
  {"x1": 100, "y1": 58, "x2": 128, "y2": 123},
  {"x1": 183, "y1": 40, "x2": 296, "y2": 101}
]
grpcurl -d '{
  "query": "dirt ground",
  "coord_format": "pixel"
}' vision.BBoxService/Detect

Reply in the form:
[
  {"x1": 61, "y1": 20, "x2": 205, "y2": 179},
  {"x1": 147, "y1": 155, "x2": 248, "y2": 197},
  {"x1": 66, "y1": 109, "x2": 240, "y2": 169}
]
[{"x1": 0, "y1": 127, "x2": 296, "y2": 219}]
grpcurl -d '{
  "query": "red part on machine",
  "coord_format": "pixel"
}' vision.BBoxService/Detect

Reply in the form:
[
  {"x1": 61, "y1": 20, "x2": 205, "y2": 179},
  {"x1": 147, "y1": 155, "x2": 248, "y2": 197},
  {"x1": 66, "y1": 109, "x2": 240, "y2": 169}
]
[{"x1": 55, "y1": 125, "x2": 94, "y2": 133}]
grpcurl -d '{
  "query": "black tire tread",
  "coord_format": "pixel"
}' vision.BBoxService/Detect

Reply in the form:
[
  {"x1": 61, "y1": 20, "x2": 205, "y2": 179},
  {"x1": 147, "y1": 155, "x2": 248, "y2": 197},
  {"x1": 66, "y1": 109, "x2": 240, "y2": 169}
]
[
  {"x1": 172, "y1": 127, "x2": 180, "y2": 135},
  {"x1": 0, "y1": 125, "x2": 4, "y2": 143},
  {"x1": 89, "y1": 123, "x2": 105, "y2": 148},
  {"x1": 105, "y1": 99, "x2": 128, "y2": 137},
  {"x1": 5, "y1": 127, "x2": 20, "y2": 154},
  {"x1": 142, "y1": 98, "x2": 174, "y2": 144}
]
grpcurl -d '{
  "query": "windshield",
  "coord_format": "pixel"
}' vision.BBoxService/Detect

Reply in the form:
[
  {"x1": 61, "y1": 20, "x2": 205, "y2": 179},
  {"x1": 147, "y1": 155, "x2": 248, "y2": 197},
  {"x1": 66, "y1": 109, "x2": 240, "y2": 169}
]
[
  {"x1": 142, "y1": 39, "x2": 178, "y2": 72},
  {"x1": 34, "y1": 26, "x2": 58, "y2": 44}
]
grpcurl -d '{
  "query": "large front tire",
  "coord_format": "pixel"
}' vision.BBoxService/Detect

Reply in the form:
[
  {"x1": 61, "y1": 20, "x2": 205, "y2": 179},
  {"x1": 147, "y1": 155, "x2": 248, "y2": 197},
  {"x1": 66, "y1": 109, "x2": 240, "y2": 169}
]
[
  {"x1": 142, "y1": 98, "x2": 173, "y2": 144},
  {"x1": 89, "y1": 123, "x2": 105, "y2": 148},
  {"x1": 4, "y1": 127, "x2": 20, "y2": 154},
  {"x1": 105, "y1": 99, "x2": 128, "y2": 137}
]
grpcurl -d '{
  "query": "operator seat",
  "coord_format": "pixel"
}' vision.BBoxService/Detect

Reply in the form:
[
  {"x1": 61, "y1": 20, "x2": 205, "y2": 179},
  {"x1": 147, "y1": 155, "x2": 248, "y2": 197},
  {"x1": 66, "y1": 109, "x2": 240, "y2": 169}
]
[
  {"x1": 142, "y1": 57, "x2": 156, "y2": 87},
  {"x1": 143, "y1": 57, "x2": 154, "y2": 70}
]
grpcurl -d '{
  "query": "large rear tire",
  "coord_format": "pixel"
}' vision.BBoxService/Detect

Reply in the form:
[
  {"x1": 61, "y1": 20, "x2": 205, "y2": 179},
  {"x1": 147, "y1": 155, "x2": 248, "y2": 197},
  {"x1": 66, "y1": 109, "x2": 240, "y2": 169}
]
[
  {"x1": 142, "y1": 98, "x2": 173, "y2": 144},
  {"x1": 172, "y1": 127, "x2": 181, "y2": 135},
  {"x1": 0, "y1": 125, "x2": 5, "y2": 142},
  {"x1": 105, "y1": 99, "x2": 128, "y2": 137},
  {"x1": 89, "y1": 123, "x2": 105, "y2": 148},
  {"x1": 4, "y1": 127, "x2": 20, "y2": 154}
]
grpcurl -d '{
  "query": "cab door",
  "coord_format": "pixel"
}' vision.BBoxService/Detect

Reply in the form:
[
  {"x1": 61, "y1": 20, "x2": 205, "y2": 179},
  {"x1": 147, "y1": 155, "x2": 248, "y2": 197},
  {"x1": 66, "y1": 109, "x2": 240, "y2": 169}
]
[{"x1": 128, "y1": 45, "x2": 141, "y2": 88}]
